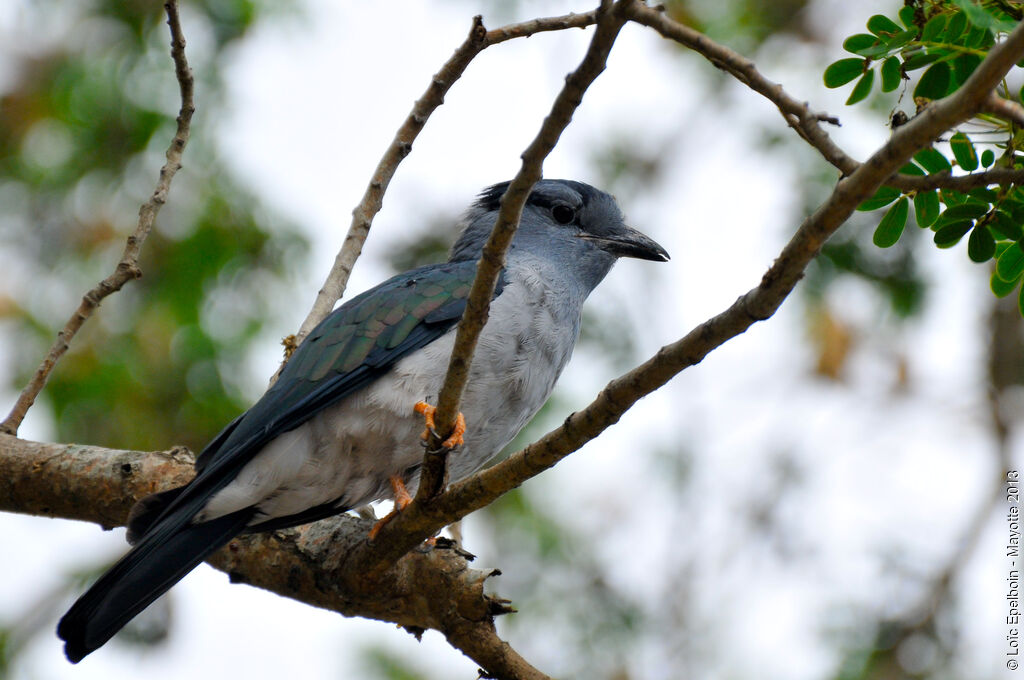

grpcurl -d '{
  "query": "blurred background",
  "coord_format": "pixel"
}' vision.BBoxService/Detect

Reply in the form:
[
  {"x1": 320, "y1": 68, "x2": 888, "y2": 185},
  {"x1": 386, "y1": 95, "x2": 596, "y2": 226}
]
[{"x1": 0, "y1": 0, "x2": 1015, "y2": 678}]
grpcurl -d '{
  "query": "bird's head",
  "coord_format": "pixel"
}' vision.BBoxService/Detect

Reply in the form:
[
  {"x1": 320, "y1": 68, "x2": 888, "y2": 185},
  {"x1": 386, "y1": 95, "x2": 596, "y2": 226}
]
[{"x1": 451, "y1": 179, "x2": 668, "y2": 291}]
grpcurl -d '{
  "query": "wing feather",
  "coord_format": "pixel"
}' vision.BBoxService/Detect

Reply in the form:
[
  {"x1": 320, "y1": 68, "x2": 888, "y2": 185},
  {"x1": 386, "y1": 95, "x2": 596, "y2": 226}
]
[{"x1": 149, "y1": 260, "x2": 506, "y2": 529}]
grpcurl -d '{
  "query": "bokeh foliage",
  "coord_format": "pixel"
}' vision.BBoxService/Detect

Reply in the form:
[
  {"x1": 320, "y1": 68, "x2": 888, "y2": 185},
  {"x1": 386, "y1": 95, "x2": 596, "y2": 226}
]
[{"x1": 0, "y1": 0, "x2": 305, "y2": 452}]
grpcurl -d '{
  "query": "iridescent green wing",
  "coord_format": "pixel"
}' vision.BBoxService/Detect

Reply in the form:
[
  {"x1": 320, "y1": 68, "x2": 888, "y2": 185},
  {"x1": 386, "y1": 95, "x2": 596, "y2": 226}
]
[{"x1": 192, "y1": 260, "x2": 504, "y2": 476}]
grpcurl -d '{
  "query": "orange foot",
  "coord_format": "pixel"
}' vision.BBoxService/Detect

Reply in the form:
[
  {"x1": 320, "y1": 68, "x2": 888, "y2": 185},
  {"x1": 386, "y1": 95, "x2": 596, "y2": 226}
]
[
  {"x1": 368, "y1": 475, "x2": 413, "y2": 541},
  {"x1": 413, "y1": 401, "x2": 466, "y2": 449}
]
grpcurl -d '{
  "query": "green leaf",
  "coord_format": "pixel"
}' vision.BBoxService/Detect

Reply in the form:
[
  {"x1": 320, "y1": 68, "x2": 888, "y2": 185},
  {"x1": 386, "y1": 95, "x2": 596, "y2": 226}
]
[
  {"x1": 954, "y1": 0, "x2": 989, "y2": 27},
  {"x1": 967, "y1": 224, "x2": 996, "y2": 262},
  {"x1": 964, "y1": 25, "x2": 994, "y2": 48},
  {"x1": 1018, "y1": 279, "x2": 1024, "y2": 316},
  {"x1": 914, "y1": 147, "x2": 952, "y2": 173},
  {"x1": 914, "y1": 61, "x2": 951, "y2": 100},
  {"x1": 939, "y1": 202, "x2": 989, "y2": 221},
  {"x1": 847, "y1": 69, "x2": 875, "y2": 105},
  {"x1": 982, "y1": 148, "x2": 995, "y2": 167},
  {"x1": 968, "y1": 187, "x2": 998, "y2": 203},
  {"x1": 887, "y1": 29, "x2": 918, "y2": 49},
  {"x1": 899, "y1": 161, "x2": 925, "y2": 176},
  {"x1": 946, "y1": 10, "x2": 968, "y2": 42},
  {"x1": 933, "y1": 220, "x2": 973, "y2": 247},
  {"x1": 942, "y1": 189, "x2": 969, "y2": 206},
  {"x1": 844, "y1": 33, "x2": 881, "y2": 54},
  {"x1": 921, "y1": 13, "x2": 948, "y2": 42},
  {"x1": 953, "y1": 0, "x2": 1017, "y2": 32},
  {"x1": 952, "y1": 53, "x2": 982, "y2": 86},
  {"x1": 898, "y1": 5, "x2": 917, "y2": 29},
  {"x1": 859, "y1": 43, "x2": 898, "y2": 59},
  {"x1": 868, "y1": 14, "x2": 903, "y2": 37},
  {"x1": 997, "y1": 241, "x2": 1024, "y2": 281},
  {"x1": 914, "y1": 190, "x2": 940, "y2": 227},
  {"x1": 881, "y1": 56, "x2": 902, "y2": 92},
  {"x1": 873, "y1": 196, "x2": 909, "y2": 247},
  {"x1": 991, "y1": 269, "x2": 1020, "y2": 298},
  {"x1": 950, "y1": 132, "x2": 979, "y2": 170},
  {"x1": 824, "y1": 58, "x2": 865, "y2": 88},
  {"x1": 1005, "y1": 195, "x2": 1024, "y2": 223},
  {"x1": 903, "y1": 51, "x2": 943, "y2": 71},
  {"x1": 857, "y1": 185, "x2": 901, "y2": 211},
  {"x1": 992, "y1": 211, "x2": 1023, "y2": 240}
]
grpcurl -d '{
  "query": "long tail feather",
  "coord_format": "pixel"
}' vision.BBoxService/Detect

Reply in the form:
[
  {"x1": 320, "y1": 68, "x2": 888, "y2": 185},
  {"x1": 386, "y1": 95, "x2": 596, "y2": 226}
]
[{"x1": 57, "y1": 507, "x2": 254, "y2": 663}]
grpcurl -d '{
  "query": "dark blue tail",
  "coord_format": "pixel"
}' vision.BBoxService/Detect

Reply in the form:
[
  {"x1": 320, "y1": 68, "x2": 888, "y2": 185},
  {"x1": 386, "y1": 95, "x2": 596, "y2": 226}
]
[{"x1": 57, "y1": 506, "x2": 254, "y2": 663}]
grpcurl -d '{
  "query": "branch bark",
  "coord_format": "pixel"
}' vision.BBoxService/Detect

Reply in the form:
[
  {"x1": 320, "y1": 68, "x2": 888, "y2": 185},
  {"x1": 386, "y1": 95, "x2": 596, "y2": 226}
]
[
  {"x1": 0, "y1": 0, "x2": 195, "y2": 436},
  {"x1": 0, "y1": 433, "x2": 547, "y2": 680}
]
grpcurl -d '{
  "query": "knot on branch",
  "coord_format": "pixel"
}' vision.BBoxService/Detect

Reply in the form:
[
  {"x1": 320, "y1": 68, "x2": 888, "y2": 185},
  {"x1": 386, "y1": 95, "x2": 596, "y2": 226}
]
[{"x1": 470, "y1": 15, "x2": 487, "y2": 42}]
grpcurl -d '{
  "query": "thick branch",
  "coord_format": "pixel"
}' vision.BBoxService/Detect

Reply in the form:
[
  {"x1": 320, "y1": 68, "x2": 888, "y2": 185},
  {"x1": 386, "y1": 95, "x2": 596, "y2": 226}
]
[
  {"x1": 0, "y1": 433, "x2": 546, "y2": 680},
  {"x1": 0, "y1": 435, "x2": 194, "y2": 528},
  {"x1": 415, "y1": 0, "x2": 626, "y2": 508},
  {"x1": 0, "y1": 1, "x2": 194, "y2": 436},
  {"x1": 290, "y1": 9, "x2": 601, "y2": 350},
  {"x1": 364, "y1": 15, "x2": 1024, "y2": 549}
]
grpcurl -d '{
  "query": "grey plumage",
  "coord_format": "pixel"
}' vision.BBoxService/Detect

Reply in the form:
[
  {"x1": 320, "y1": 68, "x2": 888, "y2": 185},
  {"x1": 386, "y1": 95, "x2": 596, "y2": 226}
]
[{"x1": 57, "y1": 179, "x2": 669, "y2": 662}]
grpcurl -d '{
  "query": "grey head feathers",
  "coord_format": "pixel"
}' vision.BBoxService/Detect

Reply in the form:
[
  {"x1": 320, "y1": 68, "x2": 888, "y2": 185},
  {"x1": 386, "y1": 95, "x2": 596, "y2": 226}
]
[{"x1": 449, "y1": 179, "x2": 668, "y2": 293}]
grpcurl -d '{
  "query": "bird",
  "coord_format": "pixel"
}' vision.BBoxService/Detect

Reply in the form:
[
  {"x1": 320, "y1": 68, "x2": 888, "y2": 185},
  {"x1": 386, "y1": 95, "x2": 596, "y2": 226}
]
[{"x1": 56, "y1": 179, "x2": 669, "y2": 663}]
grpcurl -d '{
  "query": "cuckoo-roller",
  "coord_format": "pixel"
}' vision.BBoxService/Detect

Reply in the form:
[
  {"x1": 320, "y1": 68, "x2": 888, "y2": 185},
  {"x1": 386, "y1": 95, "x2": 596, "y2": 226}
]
[{"x1": 57, "y1": 179, "x2": 669, "y2": 662}]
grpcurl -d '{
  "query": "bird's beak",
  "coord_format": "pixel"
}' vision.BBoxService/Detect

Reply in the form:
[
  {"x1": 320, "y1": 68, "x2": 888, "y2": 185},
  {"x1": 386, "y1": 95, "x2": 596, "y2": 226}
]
[{"x1": 580, "y1": 226, "x2": 670, "y2": 262}]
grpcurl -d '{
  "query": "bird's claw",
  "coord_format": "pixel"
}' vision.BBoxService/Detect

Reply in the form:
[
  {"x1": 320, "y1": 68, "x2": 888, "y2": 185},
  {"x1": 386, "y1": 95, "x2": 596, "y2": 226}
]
[
  {"x1": 413, "y1": 401, "x2": 466, "y2": 449},
  {"x1": 368, "y1": 474, "x2": 413, "y2": 541}
]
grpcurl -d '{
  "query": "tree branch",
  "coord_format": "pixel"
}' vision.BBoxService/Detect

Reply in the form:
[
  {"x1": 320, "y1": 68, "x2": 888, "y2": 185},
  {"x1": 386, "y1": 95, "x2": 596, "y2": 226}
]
[
  {"x1": 886, "y1": 166, "x2": 1024, "y2": 191},
  {"x1": 362, "y1": 15, "x2": 1024, "y2": 551},
  {"x1": 625, "y1": 5, "x2": 1024, "y2": 197},
  {"x1": 289, "y1": 9, "x2": 602, "y2": 352},
  {"x1": 0, "y1": 433, "x2": 547, "y2": 680},
  {"x1": 624, "y1": 2, "x2": 860, "y2": 177},
  {"x1": 0, "y1": 0, "x2": 195, "y2": 436},
  {"x1": 984, "y1": 91, "x2": 1024, "y2": 127},
  {"x1": 412, "y1": 0, "x2": 626, "y2": 525}
]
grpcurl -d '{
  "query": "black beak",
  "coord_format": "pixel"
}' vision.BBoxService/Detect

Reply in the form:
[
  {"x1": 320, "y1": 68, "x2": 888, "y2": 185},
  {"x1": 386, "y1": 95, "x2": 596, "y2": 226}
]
[{"x1": 581, "y1": 226, "x2": 670, "y2": 262}]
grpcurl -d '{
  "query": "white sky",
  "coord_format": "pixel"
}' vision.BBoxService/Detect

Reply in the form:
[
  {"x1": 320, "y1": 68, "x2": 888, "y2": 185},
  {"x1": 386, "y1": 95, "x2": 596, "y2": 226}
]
[{"x1": 2, "y1": 1, "x2": 1017, "y2": 679}]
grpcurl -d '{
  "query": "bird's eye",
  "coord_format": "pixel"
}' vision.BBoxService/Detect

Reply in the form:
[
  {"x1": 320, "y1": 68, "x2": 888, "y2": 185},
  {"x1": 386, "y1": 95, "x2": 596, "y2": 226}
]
[{"x1": 552, "y1": 205, "x2": 576, "y2": 225}]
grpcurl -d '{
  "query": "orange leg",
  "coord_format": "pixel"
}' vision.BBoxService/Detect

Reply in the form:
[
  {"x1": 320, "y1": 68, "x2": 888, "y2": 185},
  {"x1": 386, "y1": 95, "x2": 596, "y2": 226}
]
[
  {"x1": 368, "y1": 475, "x2": 413, "y2": 540},
  {"x1": 413, "y1": 401, "x2": 466, "y2": 449}
]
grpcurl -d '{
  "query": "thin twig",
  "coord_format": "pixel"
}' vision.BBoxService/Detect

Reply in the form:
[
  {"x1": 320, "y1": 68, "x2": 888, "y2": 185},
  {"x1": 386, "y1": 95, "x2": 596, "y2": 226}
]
[
  {"x1": 984, "y1": 92, "x2": 1024, "y2": 127},
  {"x1": 361, "y1": 15, "x2": 1024, "y2": 554},
  {"x1": 887, "y1": 166, "x2": 1024, "y2": 191},
  {"x1": 628, "y1": 5, "x2": 1024, "y2": 196},
  {"x1": 289, "y1": 9, "x2": 601, "y2": 352},
  {"x1": 625, "y1": 2, "x2": 860, "y2": 177},
  {"x1": 0, "y1": 1, "x2": 194, "y2": 436},
  {"x1": 414, "y1": 0, "x2": 626, "y2": 506}
]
